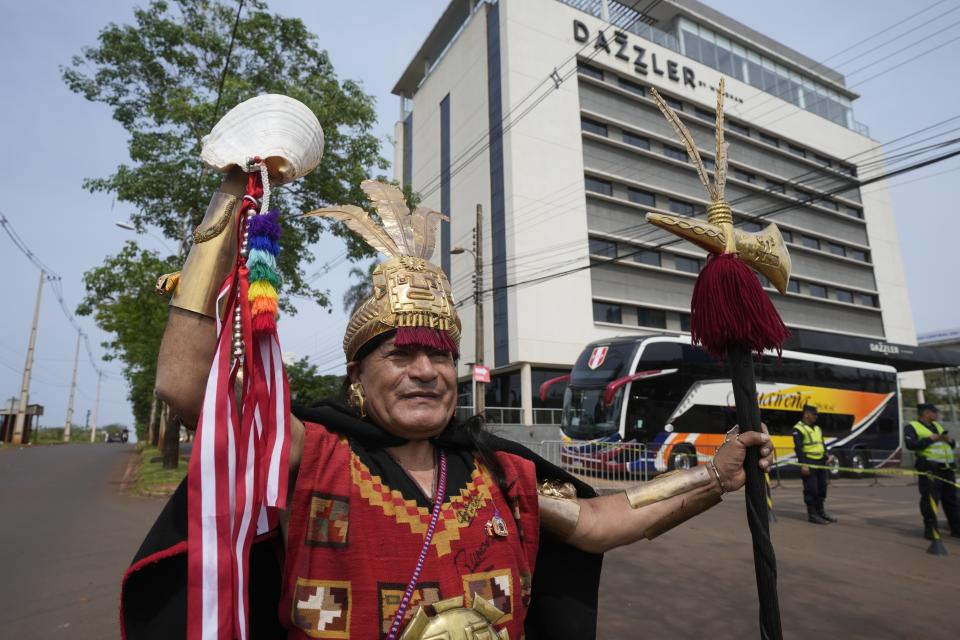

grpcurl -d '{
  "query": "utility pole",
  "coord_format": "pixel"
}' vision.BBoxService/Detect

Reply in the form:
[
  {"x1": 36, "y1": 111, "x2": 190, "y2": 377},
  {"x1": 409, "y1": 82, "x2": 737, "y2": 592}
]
[
  {"x1": 63, "y1": 329, "x2": 81, "y2": 442},
  {"x1": 474, "y1": 204, "x2": 485, "y2": 417},
  {"x1": 90, "y1": 369, "x2": 102, "y2": 443},
  {"x1": 12, "y1": 271, "x2": 45, "y2": 445}
]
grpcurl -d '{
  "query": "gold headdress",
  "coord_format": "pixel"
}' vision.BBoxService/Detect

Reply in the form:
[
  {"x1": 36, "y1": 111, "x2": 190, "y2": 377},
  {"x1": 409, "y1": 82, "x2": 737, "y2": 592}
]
[{"x1": 305, "y1": 180, "x2": 461, "y2": 361}]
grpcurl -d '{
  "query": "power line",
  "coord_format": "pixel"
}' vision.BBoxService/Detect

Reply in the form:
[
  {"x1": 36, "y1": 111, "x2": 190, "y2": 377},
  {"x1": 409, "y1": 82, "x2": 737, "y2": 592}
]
[
  {"x1": 463, "y1": 144, "x2": 960, "y2": 301},
  {"x1": 0, "y1": 212, "x2": 105, "y2": 376}
]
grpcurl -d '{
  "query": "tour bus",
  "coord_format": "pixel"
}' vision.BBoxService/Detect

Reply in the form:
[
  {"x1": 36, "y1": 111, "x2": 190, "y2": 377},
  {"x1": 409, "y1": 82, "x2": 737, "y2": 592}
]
[{"x1": 552, "y1": 335, "x2": 900, "y2": 476}]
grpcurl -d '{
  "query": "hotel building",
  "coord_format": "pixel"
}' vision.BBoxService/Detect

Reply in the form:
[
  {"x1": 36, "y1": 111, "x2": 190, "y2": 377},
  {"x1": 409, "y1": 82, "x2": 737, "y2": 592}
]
[{"x1": 392, "y1": 0, "x2": 925, "y2": 423}]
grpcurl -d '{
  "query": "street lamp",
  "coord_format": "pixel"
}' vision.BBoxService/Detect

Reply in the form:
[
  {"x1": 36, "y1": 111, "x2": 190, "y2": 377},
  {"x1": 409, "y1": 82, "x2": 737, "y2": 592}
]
[
  {"x1": 450, "y1": 204, "x2": 485, "y2": 417},
  {"x1": 115, "y1": 220, "x2": 178, "y2": 255}
]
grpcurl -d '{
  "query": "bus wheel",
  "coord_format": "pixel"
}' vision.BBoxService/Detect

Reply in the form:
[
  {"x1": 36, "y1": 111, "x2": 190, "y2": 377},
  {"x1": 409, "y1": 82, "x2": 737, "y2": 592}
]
[
  {"x1": 669, "y1": 446, "x2": 697, "y2": 471},
  {"x1": 827, "y1": 453, "x2": 841, "y2": 478},
  {"x1": 850, "y1": 451, "x2": 868, "y2": 474}
]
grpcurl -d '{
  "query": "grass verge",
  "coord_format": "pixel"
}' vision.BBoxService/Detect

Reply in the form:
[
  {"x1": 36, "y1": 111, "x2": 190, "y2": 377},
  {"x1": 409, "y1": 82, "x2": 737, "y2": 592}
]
[{"x1": 130, "y1": 443, "x2": 188, "y2": 497}]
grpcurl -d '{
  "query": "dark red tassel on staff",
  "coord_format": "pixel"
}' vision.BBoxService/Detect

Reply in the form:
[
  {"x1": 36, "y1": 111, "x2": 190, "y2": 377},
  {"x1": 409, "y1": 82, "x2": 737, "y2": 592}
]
[{"x1": 691, "y1": 253, "x2": 790, "y2": 359}]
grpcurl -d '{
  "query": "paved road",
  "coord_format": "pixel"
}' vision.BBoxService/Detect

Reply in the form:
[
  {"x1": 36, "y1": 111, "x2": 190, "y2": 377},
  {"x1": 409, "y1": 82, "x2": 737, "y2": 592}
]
[
  {"x1": 598, "y1": 479, "x2": 960, "y2": 639},
  {"x1": 2, "y1": 446, "x2": 958, "y2": 639},
  {"x1": 0, "y1": 444, "x2": 164, "y2": 640}
]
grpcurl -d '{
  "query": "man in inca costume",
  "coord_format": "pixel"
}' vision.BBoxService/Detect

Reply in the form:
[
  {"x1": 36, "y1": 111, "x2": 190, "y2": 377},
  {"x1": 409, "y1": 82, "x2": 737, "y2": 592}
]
[{"x1": 120, "y1": 94, "x2": 774, "y2": 639}]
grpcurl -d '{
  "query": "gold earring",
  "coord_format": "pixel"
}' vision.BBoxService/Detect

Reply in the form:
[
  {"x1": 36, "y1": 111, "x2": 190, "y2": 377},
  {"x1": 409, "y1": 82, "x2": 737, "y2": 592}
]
[{"x1": 348, "y1": 382, "x2": 366, "y2": 418}]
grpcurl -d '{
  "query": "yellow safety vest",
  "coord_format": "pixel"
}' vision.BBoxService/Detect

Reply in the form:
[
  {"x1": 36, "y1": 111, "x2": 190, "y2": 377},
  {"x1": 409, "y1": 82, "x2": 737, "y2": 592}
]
[
  {"x1": 910, "y1": 420, "x2": 955, "y2": 466},
  {"x1": 794, "y1": 422, "x2": 825, "y2": 460}
]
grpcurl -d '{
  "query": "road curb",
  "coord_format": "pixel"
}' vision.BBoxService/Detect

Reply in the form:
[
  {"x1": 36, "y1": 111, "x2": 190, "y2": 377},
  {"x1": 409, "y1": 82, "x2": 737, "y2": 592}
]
[{"x1": 119, "y1": 448, "x2": 140, "y2": 494}]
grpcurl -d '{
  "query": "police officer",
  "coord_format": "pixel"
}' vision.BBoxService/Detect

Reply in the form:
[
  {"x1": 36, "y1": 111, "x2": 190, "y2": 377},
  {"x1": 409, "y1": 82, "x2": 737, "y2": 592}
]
[
  {"x1": 904, "y1": 403, "x2": 960, "y2": 539},
  {"x1": 794, "y1": 405, "x2": 836, "y2": 524}
]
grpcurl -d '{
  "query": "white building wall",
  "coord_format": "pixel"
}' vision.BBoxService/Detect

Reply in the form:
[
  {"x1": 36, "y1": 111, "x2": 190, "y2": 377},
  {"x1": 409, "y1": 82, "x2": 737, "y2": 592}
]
[
  {"x1": 498, "y1": 0, "x2": 918, "y2": 358},
  {"x1": 396, "y1": 8, "x2": 494, "y2": 380}
]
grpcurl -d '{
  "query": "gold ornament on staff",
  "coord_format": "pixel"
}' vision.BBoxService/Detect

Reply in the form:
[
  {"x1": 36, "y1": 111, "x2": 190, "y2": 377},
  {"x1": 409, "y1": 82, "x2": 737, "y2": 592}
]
[{"x1": 645, "y1": 79, "x2": 792, "y2": 293}]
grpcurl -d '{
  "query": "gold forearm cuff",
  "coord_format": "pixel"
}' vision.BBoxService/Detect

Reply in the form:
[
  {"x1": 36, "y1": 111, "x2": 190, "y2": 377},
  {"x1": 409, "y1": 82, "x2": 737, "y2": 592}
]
[
  {"x1": 643, "y1": 489, "x2": 722, "y2": 540},
  {"x1": 625, "y1": 465, "x2": 714, "y2": 509},
  {"x1": 537, "y1": 480, "x2": 581, "y2": 541},
  {"x1": 170, "y1": 190, "x2": 241, "y2": 317}
]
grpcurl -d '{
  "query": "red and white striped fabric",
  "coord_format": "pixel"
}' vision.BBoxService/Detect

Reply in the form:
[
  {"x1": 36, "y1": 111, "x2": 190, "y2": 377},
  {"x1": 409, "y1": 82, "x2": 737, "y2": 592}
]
[{"x1": 187, "y1": 213, "x2": 290, "y2": 640}]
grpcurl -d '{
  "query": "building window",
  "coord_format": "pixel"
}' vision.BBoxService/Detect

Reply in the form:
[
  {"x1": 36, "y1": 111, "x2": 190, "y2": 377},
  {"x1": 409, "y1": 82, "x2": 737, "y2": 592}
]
[
  {"x1": 795, "y1": 189, "x2": 814, "y2": 204},
  {"x1": 679, "y1": 313, "x2": 691, "y2": 332},
  {"x1": 787, "y1": 279, "x2": 800, "y2": 293},
  {"x1": 663, "y1": 145, "x2": 688, "y2": 162},
  {"x1": 835, "y1": 289, "x2": 854, "y2": 303},
  {"x1": 733, "y1": 169, "x2": 756, "y2": 183},
  {"x1": 589, "y1": 238, "x2": 617, "y2": 257},
  {"x1": 788, "y1": 143, "x2": 807, "y2": 158},
  {"x1": 593, "y1": 301, "x2": 622, "y2": 323},
  {"x1": 628, "y1": 187, "x2": 656, "y2": 206},
  {"x1": 859, "y1": 293, "x2": 878, "y2": 307},
  {"x1": 695, "y1": 107, "x2": 714, "y2": 121},
  {"x1": 767, "y1": 180, "x2": 785, "y2": 194},
  {"x1": 828, "y1": 242, "x2": 846, "y2": 257},
  {"x1": 585, "y1": 176, "x2": 612, "y2": 195},
  {"x1": 581, "y1": 118, "x2": 608, "y2": 136},
  {"x1": 756, "y1": 272, "x2": 770, "y2": 287},
  {"x1": 703, "y1": 158, "x2": 715, "y2": 171},
  {"x1": 758, "y1": 131, "x2": 780, "y2": 147},
  {"x1": 842, "y1": 165, "x2": 858, "y2": 177},
  {"x1": 637, "y1": 307, "x2": 667, "y2": 329},
  {"x1": 821, "y1": 199, "x2": 839, "y2": 211},
  {"x1": 578, "y1": 61, "x2": 604, "y2": 80},
  {"x1": 809, "y1": 283, "x2": 827, "y2": 298},
  {"x1": 633, "y1": 248, "x2": 660, "y2": 266},
  {"x1": 846, "y1": 206, "x2": 863, "y2": 219},
  {"x1": 814, "y1": 154, "x2": 833, "y2": 168},
  {"x1": 726, "y1": 120, "x2": 750, "y2": 136},
  {"x1": 801, "y1": 235, "x2": 820, "y2": 250},
  {"x1": 675, "y1": 255, "x2": 701, "y2": 274},
  {"x1": 622, "y1": 131, "x2": 651, "y2": 149},
  {"x1": 664, "y1": 95, "x2": 684, "y2": 111},
  {"x1": 781, "y1": 229, "x2": 793, "y2": 243},
  {"x1": 741, "y1": 220, "x2": 762, "y2": 232},
  {"x1": 849, "y1": 248, "x2": 869, "y2": 262},
  {"x1": 618, "y1": 76, "x2": 646, "y2": 95},
  {"x1": 669, "y1": 198, "x2": 695, "y2": 215}
]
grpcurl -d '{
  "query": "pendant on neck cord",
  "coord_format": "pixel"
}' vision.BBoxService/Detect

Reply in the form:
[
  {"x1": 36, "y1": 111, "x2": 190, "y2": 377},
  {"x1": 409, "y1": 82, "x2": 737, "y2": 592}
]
[{"x1": 485, "y1": 510, "x2": 509, "y2": 537}]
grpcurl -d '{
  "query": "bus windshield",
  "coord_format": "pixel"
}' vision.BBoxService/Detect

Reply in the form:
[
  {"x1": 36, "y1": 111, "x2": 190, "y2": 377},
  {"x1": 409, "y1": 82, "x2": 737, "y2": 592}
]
[{"x1": 562, "y1": 387, "x2": 623, "y2": 439}]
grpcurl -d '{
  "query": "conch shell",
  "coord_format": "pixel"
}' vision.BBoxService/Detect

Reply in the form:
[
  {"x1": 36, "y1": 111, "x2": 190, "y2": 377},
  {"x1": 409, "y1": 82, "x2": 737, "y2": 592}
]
[{"x1": 201, "y1": 94, "x2": 324, "y2": 185}]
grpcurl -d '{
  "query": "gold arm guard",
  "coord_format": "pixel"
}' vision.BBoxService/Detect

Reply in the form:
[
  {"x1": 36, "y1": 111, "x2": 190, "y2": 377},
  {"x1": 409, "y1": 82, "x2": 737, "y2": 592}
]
[
  {"x1": 624, "y1": 464, "x2": 716, "y2": 509},
  {"x1": 169, "y1": 190, "x2": 241, "y2": 317},
  {"x1": 537, "y1": 480, "x2": 581, "y2": 541},
  {"x1": 642, "y1": 488, "x2": 722, "y2": 540}
]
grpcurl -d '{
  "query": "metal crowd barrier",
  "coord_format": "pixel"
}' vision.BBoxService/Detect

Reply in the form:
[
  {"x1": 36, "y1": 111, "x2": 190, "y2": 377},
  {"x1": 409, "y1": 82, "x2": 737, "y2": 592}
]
[{"x1": 539, "y1": 440, "x2": 648, "y2": 490}]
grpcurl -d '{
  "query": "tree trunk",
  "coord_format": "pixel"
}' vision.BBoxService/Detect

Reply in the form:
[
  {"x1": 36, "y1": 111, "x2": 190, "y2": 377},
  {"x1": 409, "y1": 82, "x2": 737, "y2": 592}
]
[
  {"x1": 162, "y1": 404, "x2": 180, "y2": 469},
  {"x1": 157, "y1": 402, "x2": 167, "y2": 454},
  {"x1": 147, "y1": 394, "x2": 158, "y2": 447}
]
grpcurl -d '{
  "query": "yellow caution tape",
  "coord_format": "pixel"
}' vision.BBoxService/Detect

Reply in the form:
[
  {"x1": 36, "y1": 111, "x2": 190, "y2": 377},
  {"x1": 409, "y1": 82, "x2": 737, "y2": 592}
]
[{"x1": 783, "y1": 460, "x2": 960, "y2": 489}]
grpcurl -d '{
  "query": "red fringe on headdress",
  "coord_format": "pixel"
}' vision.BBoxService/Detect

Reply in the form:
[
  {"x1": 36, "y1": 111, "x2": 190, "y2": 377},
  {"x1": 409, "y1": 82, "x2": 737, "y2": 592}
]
[
  {"x1": 394, "y1": 327, "x2": 459, "y2": 357},
  {"x1": 690, "y1": 253, "x2": 790, "y2": 359}
]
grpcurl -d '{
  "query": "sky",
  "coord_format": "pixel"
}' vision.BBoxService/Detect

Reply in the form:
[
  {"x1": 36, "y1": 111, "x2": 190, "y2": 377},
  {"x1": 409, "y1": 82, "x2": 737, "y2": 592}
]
[{"x1": 1, "y1": 0, "x2": 958, "y2": 432}]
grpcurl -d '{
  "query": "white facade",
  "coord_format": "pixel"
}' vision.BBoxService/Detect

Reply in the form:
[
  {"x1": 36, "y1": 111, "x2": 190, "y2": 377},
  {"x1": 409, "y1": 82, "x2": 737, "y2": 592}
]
[{"x1": 393, "y1": 0, "x2": 923, "y2": 419}]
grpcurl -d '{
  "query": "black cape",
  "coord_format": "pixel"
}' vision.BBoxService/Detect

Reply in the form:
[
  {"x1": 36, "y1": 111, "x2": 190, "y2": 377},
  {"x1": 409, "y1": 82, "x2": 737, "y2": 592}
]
[{"x1": 120, "y1": 404, "x2": 603, "y2": 639}]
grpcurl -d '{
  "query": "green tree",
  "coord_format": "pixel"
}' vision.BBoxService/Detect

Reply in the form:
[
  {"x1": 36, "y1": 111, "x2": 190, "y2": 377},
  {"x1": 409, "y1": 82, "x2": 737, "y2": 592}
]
[
  {"x1": 285, "y1": 357, "x2": 343, "y2": 406},
  {"x1": 62, "y1": 0, "x2": 386, "y2": 312},
  {"x1": 77, "y1": 243, "x2": 178, "y2": 440},
  {"x1": 63, "y1": 0, "x2": 389, "y2": 440}
]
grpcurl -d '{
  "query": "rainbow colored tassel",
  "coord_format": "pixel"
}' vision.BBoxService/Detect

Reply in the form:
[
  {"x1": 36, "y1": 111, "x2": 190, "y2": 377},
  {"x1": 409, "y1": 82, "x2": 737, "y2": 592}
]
[{"x1": 246, "y1": 210, "x2": 281, "y2": 334}]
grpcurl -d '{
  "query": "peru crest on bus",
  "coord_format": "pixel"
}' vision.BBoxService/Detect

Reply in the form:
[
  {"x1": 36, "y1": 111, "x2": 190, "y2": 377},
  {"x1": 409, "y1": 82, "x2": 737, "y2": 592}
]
[{"x1": 587, "y1": 346, "x2": 609, "y2": 369}]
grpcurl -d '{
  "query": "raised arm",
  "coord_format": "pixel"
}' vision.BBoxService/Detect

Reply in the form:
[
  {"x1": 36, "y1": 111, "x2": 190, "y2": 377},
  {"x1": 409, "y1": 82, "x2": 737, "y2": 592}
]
[
  {"x1": 155, "y1": 168, "x2": 246, "y2": 426},
  {"x1": 540, "y1": 426, "x2": 773, "y2": 555}
]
